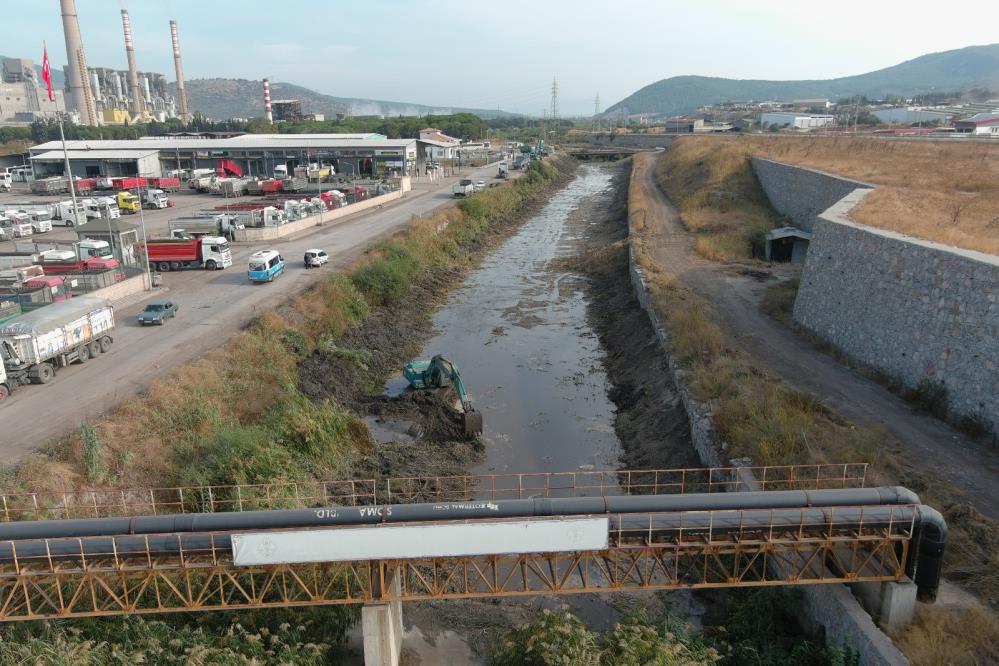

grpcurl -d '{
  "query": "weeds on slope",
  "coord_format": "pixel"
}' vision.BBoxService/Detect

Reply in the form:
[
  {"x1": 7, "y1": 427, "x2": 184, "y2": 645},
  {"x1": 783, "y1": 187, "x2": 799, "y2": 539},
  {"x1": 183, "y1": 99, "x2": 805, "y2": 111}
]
[
  {"x1": 654, "y1": 138, "x2": 780, "y2": 261},
  {"x1": 0, "y1": 159, "x2": 566, "y2": 660}
]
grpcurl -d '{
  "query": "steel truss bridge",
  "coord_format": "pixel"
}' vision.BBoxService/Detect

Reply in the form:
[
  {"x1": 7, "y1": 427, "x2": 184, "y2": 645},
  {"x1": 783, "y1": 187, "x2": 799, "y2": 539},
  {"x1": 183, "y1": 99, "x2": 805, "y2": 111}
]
[{"x1": 0, "y1": 464, "x2": 943, "y2": 621}]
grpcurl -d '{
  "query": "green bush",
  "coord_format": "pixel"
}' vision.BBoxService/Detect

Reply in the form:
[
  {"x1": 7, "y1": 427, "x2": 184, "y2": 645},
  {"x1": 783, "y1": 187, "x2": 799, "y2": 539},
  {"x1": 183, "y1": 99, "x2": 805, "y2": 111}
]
[
  {"x1": 281, "y1": 326, "x2": 312, "y2": 358},
  {"x1": 171, "y1": 424, "x2": 304, "y2": 488},
  {"x1": 492, "y1": 608, "x2": 600, "y2": 666},
  {"x1": 269, "y1": 386, "x2": 366, "y2": 477},
  {"x1": 904, "y1": 378, "x2": 949, "y2": 419},
  {"x1": 80, "y1": 422, "x2": 105, "y2": 483}
]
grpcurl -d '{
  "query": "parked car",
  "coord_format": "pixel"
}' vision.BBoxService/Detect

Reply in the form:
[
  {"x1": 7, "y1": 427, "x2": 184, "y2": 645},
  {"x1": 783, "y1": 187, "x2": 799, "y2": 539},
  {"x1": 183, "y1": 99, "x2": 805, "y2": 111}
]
[
  {"x1": 304, "y1": 248, "x2": 329, "y2": 269},
  {"x1": 474, "y1": 180, "x2": 486, "y2": 192},
  {"x1": 138, "y1": 300, "x2": 178, "y2": 325}
]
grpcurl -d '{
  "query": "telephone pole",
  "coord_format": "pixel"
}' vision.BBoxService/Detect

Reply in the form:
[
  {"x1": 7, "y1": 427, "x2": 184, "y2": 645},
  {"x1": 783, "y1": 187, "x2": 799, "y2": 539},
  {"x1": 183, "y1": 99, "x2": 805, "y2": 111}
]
[
  {"x1": 550, "y1": 76, "x2": 559, "y2": 144},
  {"x1": 592, "y1": 94, "x2": 600, "y2": 132}
]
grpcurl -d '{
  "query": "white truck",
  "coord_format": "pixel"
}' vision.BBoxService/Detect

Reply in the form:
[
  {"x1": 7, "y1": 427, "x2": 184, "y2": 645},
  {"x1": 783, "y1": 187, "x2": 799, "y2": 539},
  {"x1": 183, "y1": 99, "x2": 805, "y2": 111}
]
[
  {"x1": 81, "y1": 197, "x2": 121, "y2": 220},
  {"x1": 0, "y1": 296, "x2": 115, "y2": 397},
  {"x1": 0, "y1": 214, "x2": 33, "y2": 239},
  {"x1": 452, "y1": 178, "x2": 475, "y2": 198},
  {"x1": 0, "y1": 172, "x2": 11, "y2": 192},
  {"x1": 142, "y1": 189, "x2": 170, "y2": 209}
]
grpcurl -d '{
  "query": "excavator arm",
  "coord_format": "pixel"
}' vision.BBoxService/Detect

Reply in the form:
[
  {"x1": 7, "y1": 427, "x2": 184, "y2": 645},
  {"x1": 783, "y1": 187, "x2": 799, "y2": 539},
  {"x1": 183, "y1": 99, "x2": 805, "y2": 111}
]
[{"x1": 403, "y1": 355, "x2": 483, "y2": 437}]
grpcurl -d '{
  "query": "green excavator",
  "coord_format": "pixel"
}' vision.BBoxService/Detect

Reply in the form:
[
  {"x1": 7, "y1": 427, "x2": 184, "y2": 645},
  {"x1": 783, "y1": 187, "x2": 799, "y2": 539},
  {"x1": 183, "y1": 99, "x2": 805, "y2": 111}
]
[{"x1": 403, "y1": 355, "x2": 484, "y2": 438}]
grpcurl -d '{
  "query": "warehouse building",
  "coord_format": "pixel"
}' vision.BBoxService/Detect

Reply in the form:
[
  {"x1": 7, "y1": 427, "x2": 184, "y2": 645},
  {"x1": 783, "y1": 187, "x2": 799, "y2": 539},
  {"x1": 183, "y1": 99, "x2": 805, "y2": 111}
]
[
  {"x1": 759, "y1": 112, "x2": 835, "y2": 129},
  {"x1": 28, "y1": 133, "x2": 419, "y2": 178},
  {"x1": 872, "y1": 107, "x2": 953, "y2": 125}
]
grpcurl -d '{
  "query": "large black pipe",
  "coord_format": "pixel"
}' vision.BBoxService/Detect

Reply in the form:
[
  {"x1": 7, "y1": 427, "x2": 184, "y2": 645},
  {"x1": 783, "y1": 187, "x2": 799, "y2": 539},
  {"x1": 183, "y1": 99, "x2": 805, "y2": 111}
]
[
  {"x1": 0, "y1": 486, "x2": 920, "y2": 544},
  {"x1": 910, "y1": 505, "x2": 948, "y2": 602}
]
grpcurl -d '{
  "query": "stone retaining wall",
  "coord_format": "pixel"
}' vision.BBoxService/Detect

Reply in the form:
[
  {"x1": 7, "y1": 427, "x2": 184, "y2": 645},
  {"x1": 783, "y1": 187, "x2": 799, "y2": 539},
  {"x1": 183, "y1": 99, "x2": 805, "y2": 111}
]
[
  {"x1": 751, "y1": 157, "x2": 872, "y2": 232},
  {"x1": 795, "y1": 189, "x2": 998, "y2": 431}
]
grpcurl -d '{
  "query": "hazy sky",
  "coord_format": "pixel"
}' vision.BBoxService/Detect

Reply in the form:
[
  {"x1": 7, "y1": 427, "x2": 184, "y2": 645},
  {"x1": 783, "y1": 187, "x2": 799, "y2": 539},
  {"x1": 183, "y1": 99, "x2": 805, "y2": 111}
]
[{"x1": 8, "y1": 0, "x2": 998, "y2": 115}]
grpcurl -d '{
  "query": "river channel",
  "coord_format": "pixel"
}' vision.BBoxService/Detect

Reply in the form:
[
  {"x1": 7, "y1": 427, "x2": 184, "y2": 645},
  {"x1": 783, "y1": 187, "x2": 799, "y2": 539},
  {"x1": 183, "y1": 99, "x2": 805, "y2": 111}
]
[{"x1": 380, "y1": 164, "x2": 621, "y2": 475}]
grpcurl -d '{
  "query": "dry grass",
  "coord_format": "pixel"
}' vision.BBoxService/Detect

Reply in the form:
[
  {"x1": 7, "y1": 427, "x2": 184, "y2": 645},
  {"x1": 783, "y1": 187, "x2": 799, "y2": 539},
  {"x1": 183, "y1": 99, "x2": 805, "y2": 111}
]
[
  {"x1": 893, "y1": 606, "x2": 999, "y2": 666},
  {"x1": 695, "y1": 135, "x2": 999, "y2": 255},
  {"x1": 655, "y1": 137, "x2": 780, "y2": 261}
]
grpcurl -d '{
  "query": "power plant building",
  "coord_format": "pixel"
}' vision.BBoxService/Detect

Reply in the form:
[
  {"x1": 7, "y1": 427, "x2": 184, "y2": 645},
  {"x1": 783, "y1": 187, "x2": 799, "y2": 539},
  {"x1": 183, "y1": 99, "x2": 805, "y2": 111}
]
[
  {"x1": 0, "y1": 57, "x2": 66, "y2": 123},
  {"x1": 81, "y1": 66, "x2": 176, "y2": 123}
]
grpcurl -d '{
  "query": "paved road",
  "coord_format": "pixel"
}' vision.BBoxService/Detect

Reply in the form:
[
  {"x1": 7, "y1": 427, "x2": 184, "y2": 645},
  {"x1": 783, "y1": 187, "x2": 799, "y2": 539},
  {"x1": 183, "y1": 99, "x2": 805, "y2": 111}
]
[
  {"x1": 632, "y1": 151, "x2": 999, "y2": 521},
  {"x1": 1, "y1": 164, "x2": 509, "y2": 458}
]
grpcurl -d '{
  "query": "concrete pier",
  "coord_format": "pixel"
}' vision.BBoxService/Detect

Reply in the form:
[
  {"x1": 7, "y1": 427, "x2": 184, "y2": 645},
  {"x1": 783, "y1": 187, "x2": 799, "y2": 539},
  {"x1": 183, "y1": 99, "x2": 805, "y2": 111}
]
[{"x1": 362, "y1": 570, "x2": 403, "y2": 665}]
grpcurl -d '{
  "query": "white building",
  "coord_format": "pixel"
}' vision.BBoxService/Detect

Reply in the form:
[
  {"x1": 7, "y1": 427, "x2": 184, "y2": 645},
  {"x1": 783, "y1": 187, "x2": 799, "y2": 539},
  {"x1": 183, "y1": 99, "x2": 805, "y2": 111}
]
[
  {"x1": 954, "y1": 113, "x2": 999, "y2": 136},
  {"x1": 760, "y1": 112, "x2": 835, "y2": 129},
  {"x1": 418, "y1": 128, "x2": 460, "y2": 159},
  {"x1": 872, "y1": 107, "x2": 952, "y2": 125}
]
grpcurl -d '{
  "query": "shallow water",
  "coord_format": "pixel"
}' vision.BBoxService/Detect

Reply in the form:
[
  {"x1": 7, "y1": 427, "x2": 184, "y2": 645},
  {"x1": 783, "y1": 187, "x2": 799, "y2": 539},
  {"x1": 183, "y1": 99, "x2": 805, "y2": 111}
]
[{"x1": 386, "y1": 165, "x2": 620, "y2": 475}]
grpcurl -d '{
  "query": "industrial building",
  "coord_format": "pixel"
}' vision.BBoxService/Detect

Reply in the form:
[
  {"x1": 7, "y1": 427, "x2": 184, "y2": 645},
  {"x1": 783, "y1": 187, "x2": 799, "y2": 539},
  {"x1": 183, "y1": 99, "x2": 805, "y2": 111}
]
[
  {"x1": 29, "y1": 134, "x2": 420, "y2": 178},
  {"x1": 0, "y1": 57, "x2": 66, "y2": 124},
  {"x1": 872, "y1": 107, "x2": 953, "y2": 125},
  {"x1": 954, "y1": 113, "x2": 999, "y2": 136},
  {"x1": 759, "y1": 112, "x2": 835, "y2": 129},
  {"x1": 83, "y1": 67, "x2": 176, "y2": 123}
]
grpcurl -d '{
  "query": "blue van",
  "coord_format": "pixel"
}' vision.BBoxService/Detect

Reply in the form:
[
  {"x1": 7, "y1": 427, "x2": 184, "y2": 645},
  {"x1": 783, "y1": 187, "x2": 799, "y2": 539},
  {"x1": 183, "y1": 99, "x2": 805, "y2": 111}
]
[{"x1": 247, "y1": 249, "x2": 285, "y2": 282}]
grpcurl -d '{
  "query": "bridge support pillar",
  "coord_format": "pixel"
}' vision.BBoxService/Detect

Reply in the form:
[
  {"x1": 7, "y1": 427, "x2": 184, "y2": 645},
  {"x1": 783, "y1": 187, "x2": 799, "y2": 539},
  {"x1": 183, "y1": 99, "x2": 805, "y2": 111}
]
[
  {"x1": 362, "y1": 572, "x2": 403, "y2": 666},
  {"x1": 852, "y1": 578, "x2": 917, "y2": 630}
]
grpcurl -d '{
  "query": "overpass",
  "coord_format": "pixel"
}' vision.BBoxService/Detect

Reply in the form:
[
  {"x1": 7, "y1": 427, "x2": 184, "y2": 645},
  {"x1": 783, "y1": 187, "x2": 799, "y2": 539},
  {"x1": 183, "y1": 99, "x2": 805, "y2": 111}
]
[{"x1": 0, "y1": 464, "x2": 946, "y2": 664}]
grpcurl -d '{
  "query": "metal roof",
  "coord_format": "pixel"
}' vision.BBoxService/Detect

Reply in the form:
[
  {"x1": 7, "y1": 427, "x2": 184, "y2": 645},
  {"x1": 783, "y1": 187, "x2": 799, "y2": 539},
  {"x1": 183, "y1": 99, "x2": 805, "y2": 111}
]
[
  {"x1": 29, "y1": 134, "x2": 413, "y2": 155},
  {"x1": 30, "y1": 149, "x2": 159, "y2": 161},
  {"x1": 0, "y1": 296, "x2": 111, "y2": 337}
]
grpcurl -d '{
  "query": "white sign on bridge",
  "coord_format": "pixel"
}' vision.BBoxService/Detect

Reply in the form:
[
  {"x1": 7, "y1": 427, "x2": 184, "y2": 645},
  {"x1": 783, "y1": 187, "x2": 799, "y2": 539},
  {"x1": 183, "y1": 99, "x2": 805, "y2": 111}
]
[{"x1": 231, "y1": 517, "x2": 609, "y2": 566}]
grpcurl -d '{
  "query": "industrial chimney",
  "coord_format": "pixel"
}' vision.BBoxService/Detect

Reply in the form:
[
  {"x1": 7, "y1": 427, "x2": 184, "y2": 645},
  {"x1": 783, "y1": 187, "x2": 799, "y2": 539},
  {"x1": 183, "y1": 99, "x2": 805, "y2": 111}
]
[
  {"x1": 59, "y1": 0, "x2": 99, "y2": 125},
  {"x1": 120, "y1": 9, "x2": 145, "y2": 117},
  {"x1": 170, "y1": 20, "x2": 190, "y2": 124},
  {"x1": 263, "y1": 79, "x2": 273, "y2": 122}
]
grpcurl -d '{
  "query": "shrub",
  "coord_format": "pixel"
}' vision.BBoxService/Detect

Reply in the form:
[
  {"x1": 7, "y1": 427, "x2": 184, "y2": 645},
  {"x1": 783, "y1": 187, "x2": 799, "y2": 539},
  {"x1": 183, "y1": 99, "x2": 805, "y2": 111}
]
[
  {"x1": 171, "y1": 424, "x2": 303, "y2": 488},
  {"x1": 492, "y1": 608, "x2": 600, "y2": 666},
  {"x1": 904, "y1": 378, "x2": 949, "y2": 418},
  {"x1": 80, "y1": 422, "x2": 105, "y2": 483}
]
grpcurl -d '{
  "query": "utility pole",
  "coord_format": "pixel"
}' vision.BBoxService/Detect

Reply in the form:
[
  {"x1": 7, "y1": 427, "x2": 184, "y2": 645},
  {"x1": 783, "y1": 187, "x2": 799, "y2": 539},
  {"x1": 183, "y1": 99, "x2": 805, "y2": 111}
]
[
  {"x1": 550, "y1": 76, "x2": 559, "y2": 144},
  {"x1": 593, "y1": 94, "x2": 600, "y2": 133}
]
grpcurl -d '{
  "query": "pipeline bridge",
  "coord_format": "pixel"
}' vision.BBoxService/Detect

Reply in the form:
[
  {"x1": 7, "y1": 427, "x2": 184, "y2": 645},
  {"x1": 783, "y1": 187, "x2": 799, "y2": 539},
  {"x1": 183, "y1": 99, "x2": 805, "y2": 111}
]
[{"x1": 0, "y1": 463, "x2": 945, "y2": 624}]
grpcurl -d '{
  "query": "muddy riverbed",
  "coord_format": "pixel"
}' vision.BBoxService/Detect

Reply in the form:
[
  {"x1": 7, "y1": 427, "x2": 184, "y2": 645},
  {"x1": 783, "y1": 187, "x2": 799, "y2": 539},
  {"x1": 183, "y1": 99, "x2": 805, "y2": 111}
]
[
  {"x1": 341, "y1": 163, "x2": 700, "y2": 663},
  {"x1": 375, "y1": 165, "x2": 622, "y2": 475}
]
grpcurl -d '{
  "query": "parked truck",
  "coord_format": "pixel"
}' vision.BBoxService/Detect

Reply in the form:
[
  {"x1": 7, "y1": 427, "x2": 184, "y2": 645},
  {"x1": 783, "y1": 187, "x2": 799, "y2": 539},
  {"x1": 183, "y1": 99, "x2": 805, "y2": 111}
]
[
  {"x1": 29, "y1": 177, "x2": 68, "y2": 195},
  {"x1": 452, "y1": 179, "x2": 475, "y2": 198},
  {"x1": 0, "y1": 239, "x2": 119, "y2": 273},
  {"x1": 142, "y1": 189, "x2": 170, "y2": 209},
  {"x1": 110, "y1": 177, "x2": 147, "y2": 191},
  {"x1": 0, "y1": 296, "x2": 115, "y2": 398},
  {"x1": 147, "y1": 177, "x2": 181, "y2": 192},
  {"x1": 116, "y1": 191, "x2": 141, "y2": 214},
  {"x1": 139, "y1": 236, "x2": 233, "y2": 271},
  {"x1": 168, "y1": 216, "x2": 243, "y2": 240}
]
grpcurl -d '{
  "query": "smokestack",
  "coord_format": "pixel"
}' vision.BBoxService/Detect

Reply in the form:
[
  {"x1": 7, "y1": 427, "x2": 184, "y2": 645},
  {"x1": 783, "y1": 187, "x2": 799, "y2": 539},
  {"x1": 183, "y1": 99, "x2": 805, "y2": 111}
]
[
  {"x1": 170, "y1": 20, "x2": 190, "y2": 124},
  {"x1": 90, "y1": 70, "x2": 102, "y2": 102},
  {"x1": 121, "y1": 9, "x2": 145, "y2": 117},
  {"x1": 263, "y1": 79, "x2": 273, "y2": 122},
  {"x1": 143, "y1": 75, "x2": 152, "y2": 103},
  {"x1": 60, "y1": 0, "x2": 98, "y2": 125}
]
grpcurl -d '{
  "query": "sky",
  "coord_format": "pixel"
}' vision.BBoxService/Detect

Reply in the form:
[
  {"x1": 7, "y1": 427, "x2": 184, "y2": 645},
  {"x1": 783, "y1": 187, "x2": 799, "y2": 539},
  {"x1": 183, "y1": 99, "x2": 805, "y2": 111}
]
[{"x1": 7, "y1": 0, "x2": 999, "y2": 116}]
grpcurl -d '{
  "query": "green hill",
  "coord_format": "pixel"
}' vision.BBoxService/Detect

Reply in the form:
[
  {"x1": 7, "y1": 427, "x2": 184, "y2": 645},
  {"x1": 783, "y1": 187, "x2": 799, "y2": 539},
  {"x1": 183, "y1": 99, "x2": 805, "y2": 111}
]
[
  {"x1": 607, "y1": 44, "x2": 999, "y2": 116},
  {"x1": 170, "y1": 78, "x2": 512, "y2": 121}
]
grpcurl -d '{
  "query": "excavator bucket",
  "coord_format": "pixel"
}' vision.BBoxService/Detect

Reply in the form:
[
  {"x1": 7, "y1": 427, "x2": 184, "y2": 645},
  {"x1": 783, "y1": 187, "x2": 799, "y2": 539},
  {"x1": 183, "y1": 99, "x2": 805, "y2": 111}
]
[{"x1": 463, "y1": 409, "x2": 484, "y2": 438}]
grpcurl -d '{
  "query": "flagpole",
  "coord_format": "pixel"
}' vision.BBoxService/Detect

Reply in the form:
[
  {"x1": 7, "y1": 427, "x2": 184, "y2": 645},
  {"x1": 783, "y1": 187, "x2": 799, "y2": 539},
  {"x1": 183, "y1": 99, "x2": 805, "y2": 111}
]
[{"x1": 58, "y1": 118, "x2": 80, "y2": 227}]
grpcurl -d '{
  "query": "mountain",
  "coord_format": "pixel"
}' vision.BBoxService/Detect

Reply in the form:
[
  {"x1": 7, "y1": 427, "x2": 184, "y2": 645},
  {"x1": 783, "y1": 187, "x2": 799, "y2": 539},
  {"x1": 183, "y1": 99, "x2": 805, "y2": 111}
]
[
  {"x1": 607, "y1": 44, "x2": 999, "y2": 116},
  {"x1": 170, "y1": 78, "x2": 512, "y2": 120}
]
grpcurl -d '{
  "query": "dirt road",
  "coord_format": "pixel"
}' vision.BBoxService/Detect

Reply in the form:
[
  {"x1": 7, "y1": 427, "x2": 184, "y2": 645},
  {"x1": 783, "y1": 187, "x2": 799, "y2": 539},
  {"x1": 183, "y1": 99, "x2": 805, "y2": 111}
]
[
  {"x1": 632, "y1": 152, "x2": 999, "y2": 520},
  {"x1": 0, "y1": 163, "x2": 507, "y2": 459}
]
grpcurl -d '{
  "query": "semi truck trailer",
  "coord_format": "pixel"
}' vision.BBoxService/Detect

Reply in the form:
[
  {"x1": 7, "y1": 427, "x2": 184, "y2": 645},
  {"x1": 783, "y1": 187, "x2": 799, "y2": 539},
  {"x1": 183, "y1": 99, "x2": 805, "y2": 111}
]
[
  {"x1": 139, "y1": 236, "x2": 233, "y2": 271},
  {"x1": 0, "y1": 296, "x2": 115, "y2": 399}
]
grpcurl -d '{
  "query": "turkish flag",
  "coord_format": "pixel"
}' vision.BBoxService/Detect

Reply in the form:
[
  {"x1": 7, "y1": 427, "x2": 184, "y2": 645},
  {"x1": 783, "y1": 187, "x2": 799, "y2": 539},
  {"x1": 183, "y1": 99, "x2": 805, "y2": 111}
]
[{"x1": 41, "y1": 46, "x2": 54, "y2": 102}]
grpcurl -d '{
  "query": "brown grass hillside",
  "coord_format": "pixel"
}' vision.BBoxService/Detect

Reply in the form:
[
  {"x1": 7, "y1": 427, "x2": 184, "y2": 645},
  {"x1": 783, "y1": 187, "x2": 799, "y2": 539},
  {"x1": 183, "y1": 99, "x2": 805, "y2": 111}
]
[{"x1": 702, "y1": 135, "x2": 999, "y2": 255}]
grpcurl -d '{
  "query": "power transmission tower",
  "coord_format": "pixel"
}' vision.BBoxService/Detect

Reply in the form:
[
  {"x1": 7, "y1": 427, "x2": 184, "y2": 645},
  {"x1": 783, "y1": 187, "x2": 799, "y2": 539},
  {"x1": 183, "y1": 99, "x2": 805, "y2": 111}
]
[
  {"x1": 593, "y1": 94, "x2": 600, "y2": 132},
  {"x1": 550, "y1": 76, "x2": 559, "y2": 144}
]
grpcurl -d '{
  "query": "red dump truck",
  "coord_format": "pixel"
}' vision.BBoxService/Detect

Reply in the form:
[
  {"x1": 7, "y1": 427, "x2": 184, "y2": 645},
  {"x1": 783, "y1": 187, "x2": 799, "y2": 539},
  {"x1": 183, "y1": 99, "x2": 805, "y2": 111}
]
[
  {"x1": 147, "y1": 177, "x2": 181, "y2": 192},
  {"x1": 110, "y1": 177, "x2": 148, "y2": 191},
  {"x1": 139, "y1": 236, "x2": 233, "y2": 271}
]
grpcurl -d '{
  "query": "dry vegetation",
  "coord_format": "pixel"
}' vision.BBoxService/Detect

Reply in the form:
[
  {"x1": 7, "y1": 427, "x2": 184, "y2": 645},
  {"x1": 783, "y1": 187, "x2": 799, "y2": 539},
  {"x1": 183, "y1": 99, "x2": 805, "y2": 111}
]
[
  {"x1": 654, "y1": 138, "x2": 780, "y2": 261},
  {"x1": 628, "y1": 156, "x2": 999, "y2": 659},
  {"x1": 693, "y1": 135, "x2": 999, "y2": 255}
]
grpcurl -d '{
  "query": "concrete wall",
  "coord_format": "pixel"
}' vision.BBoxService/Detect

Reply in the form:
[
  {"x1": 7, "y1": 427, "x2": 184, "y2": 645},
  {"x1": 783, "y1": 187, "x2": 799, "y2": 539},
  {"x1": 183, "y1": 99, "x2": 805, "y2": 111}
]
[
  {"x1": 795, "y1": 189, "x2": 999, "y2": 431},
  {"x1": 751, "y1": 157, "x2": 872, "y2": 232},
  {"x1": 233, "y1": 190, "x2": 403, "y2": 242},
  {"x1": 88, "y1": 272, "x2": 149, "y2": 303}
]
